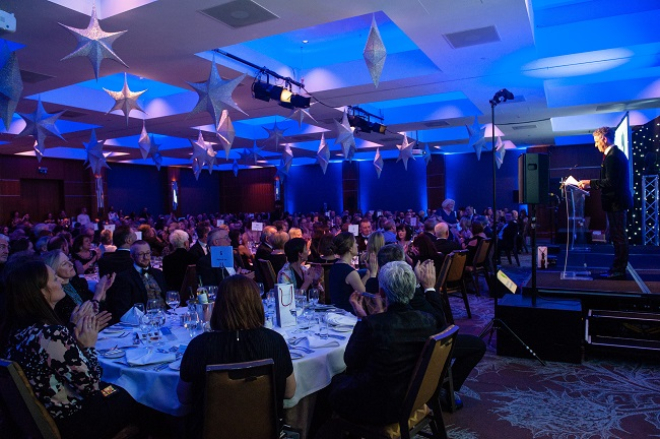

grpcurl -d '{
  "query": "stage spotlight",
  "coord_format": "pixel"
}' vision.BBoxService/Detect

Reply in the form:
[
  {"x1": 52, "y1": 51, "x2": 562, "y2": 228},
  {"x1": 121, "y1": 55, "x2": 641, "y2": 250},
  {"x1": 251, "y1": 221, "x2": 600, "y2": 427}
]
[
  {"x1": 252, "y1": 81, "x2": 272, "y2": 102},
  {"x1": 348, "y1": 114, "x2": 387, "y2": 134},
  {"x1": 252, "y1": 80, "x2": 310, "y2": 109},
  {"x1": 372, "y1": 122, "x2": 387, "y2": 134}
]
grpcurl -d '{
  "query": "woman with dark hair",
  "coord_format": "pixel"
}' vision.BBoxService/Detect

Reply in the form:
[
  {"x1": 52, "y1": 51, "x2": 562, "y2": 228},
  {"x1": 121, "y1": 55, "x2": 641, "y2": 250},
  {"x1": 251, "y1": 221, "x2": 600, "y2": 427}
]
[
  {"x1": 396, "y1": 223, "x2": 412, "y2": 251},
  {"x1": 228, "y1": 229, "x2": 253, "y2": 269},
  {"x1": 71, "y1": 234, "x2": 99, "y2": 275},
  {"x1": 277, "y1": 238, "x2": 322, "y2": 291},
  {"x1": 0, "y1": 260, "x2": 135, "y2": 439},
  {"x1": 327, "y1": 232, "x2": 377, "y2": 316},
  {"x1": 408, "y1": 232, "x2": 444, "y2": 273},
  {"x1": 177, "y1": 275, "x2": 295, "y2": 438}
]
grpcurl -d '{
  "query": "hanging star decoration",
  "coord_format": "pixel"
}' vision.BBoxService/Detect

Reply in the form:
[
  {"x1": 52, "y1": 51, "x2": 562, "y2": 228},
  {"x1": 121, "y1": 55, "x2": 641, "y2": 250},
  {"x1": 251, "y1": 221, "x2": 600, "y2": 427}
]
[
  {"x1": 281, "y1": 145, "x2": 294, "y2": 174},
  {"x1": 263, "y1": 120, "x2": 288, "y2": 151},
  {"x1": 238, "y1": 149, "x2": 252, "y2": 164},
  {"x1": 190, "y1": 130, "x2": 217, "y2": 174},
  {"x1": 150, "y1": 136, "x2": 163, "y2": 171},
  {"x1": 138, "y1": 121, "x2": 152, "y2": 159},
  {"x1": 374, "y1": 148, "x2": 384, "y2": 178},
  {"x1": 232, "y1": 159, "x2": 239, "y2": 177},
  {"x1": 33, "y1": 140, "x2": 46, "y2": 163},
  {"x1": 205, "y1": 144, "x2": 218, "y2": 174},
  {"x1": 334, "y1": 110, "x2": 356, "y2": 160},
  {"x1": 103, "y1": 73, "x2": 147, "y2": 125},
  {"x1": 288, "y1": 103, "x2": 317, "y2": 128},
  {"x1": 316, "y1": 133, "x2": 330, "y2": 174},
  {"x1": 192, "y1": 157, "x2": 202, "y2": 181},
  {"x1": 0, "y1": 42, "x2": 24, "y2": 131},
  {"x1": 248, "y1": 140, "x2": 264, "y2": 164},
  {"x1": 188, "y1": 57, "x2": 247, "y2": 127},
  {"x1": 363, "y1": 15, "x2": 387, "y2": 88},
  {"x1": 59, "y1": 4, "x2": 128, "y2": 80},
  {"x1": 216, "y1": 109, "x2": 235, "y2": 159},
  {"x1": 396, "y1": 133, "x2": 416, "y2": 170},
  {"x1": 494, "y1": 137, "x2": 506, "y2": 169},
  {"x1": 17, "y1": 97, "x2": 65, "y2": 156},
  {"x1": 466, "y1": 116, "x2": 486, "y2": 161},
  {"x1": 84, "y1": 129, "x2": 110, "y2": 175},
  {"x1": 423, "y1": 143, "x2": 433, "y2": 166}
]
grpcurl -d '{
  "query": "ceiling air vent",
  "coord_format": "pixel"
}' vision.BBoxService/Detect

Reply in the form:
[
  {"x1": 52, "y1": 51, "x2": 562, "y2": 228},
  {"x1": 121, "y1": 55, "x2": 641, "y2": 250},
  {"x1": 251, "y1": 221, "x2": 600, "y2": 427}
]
[
  {"x1": 199, "y1": 0, "x2": 278, "y2": 29},
  {"x1": 444, "y1": 26, "x2": 500, "y2": 49}
]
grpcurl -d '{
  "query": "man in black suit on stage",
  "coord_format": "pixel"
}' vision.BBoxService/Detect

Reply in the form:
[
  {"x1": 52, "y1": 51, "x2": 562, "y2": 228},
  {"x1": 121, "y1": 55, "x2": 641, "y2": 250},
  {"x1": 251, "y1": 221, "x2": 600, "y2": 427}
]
[
  {"x1": 106, "y1": 240, "x2": 167, "y2": 323},
  {"x1": 97, "y1": 225, "x2": 136, "y2": 277},
  {"x1": 188, "y1": 223, "x2": 210, "y2": 263},
  {"x1": 579, "y1": 126, "x2": 633, "y2": 280}
]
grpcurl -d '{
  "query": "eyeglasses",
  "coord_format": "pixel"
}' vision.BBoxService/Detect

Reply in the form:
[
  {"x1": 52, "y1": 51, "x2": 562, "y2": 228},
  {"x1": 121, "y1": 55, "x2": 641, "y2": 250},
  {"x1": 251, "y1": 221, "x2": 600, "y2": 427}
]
[
  {"x1": 0, "y1": 244, "x2": 9, "y2": 251},
  {"x1": 136, "y1": 251, "x2": 152, "y2": 258}
]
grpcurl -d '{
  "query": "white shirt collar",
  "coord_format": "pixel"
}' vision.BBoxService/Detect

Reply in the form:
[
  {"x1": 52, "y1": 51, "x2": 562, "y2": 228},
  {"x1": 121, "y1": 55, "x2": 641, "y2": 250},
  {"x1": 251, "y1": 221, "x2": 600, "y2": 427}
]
[{"x1": 604, "y1": 145, "x2": 614, "y2": 156}]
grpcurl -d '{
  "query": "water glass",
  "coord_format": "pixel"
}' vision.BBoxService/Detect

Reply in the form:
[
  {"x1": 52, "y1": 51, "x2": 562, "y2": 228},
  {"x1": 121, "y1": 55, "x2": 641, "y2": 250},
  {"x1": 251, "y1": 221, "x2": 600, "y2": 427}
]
[
  {"x1": 206, "y1": 286, "x2": 218, "y2": 302},
  {"x1": 295, "y1": 289, "x2": 307, "y2": 310},
  {"x1": 147, "y1": 298, "x2": 163, "y2": 314},
  {"x1": 256, "y1": 283, "x2": 265, "y2": 298},
  {"x1": 318, "y1": 314, "x2": 329, "y2": 339},
  {"x1": 183, "y1": 311, "x2": 199, "y2": 338},
  {"x1": 308, "y1": 288, "x2": 320, "y2": 307},
  {"x1": 165, "y1": 291, "x2": 180, "y2": 312}
]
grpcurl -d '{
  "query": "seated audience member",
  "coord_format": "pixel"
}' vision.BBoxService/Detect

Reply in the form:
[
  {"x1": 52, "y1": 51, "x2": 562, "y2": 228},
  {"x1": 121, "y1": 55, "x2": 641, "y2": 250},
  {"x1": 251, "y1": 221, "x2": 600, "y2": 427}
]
[
  {"x1": 196, "y1": 229, "x2": 233, "y2": 287},
  {"x1": 47, "y1": 235, "x2": 70, "y2": 255},
  {"x1": 277, "y1": 238, "x2": 322, "y2": 292},
  {"x1": 1, "y1": 260, "x2": 136, "y2": 439},
  {"x1": 363, "y1": 244, "x2": 486, "y2": 409},
  {"x1": 163, "y1": 229, "x2": 195, "y2": 292},
  {"x1": 466, "y1": 218, "x2": 488, "y2": 265},
  {"x1": 268, "y1": 231, "x2": 289, "y2": 276},
  {"x1": 328, "y1": 261, "x2": 437, "y2": 425},
  {"x1": 380, "y1": 219, "x2": 397, "y2": 244},
  {"x1": 423, "y1": 218, "x2": 438, "y2": 242},
  {"x1": 229, "y1": 229, "x2": 253, "y2": 269},
  {"x1": 288, "y1": 227, "x2": 303, "y2": 239},
  {"x1": 328, "y1": 232, "x2": 377, "y2": 316},
  {"x1": 9, "y1": 237, "x2": 33, "y2": 255},
  {"x1": 35, "y1": 236, "x2": 49, "y2": 254},
  {"x1": 360, "y1": 231, "x2": 384, "y2": 269},
  {"x1": 42, "y1": 250, "x2": 115, "y2": 324},
  {"x1": 98, "y1": 229, "x2": 116, "y2": 255},
  {"x1": 139, "y1": 224, "x2": 167, "y2": 257},
  {"x1": 97, "y1": 225, "x2": 136, "y2": 277},
  {"x1": 255, "y1": 225, "x2": 277, "y2": 262},
  {"x1": 188, "y1": 223, "x2": 210, "y2": 263},
  {"x1": 434, "y1": 221, "x2": 462, "y2": 255},
  {"x1": 177, "y1": 275, "x2": 295, "y2": 439},
  {"x1": 106, "y1": 240, "x2": 167, "y2": 322},
  {"x1": 396, "y1": 223, "x2": 412, "y2": 252},
  {"x1": 0, "y1": 234, "x2": 9, "y2": 276},
  {"x1": 408, "y1": 232, "x2": 443, "y2": 272},
  {"x1": 356, "y1": 218, "x2": 372, "y2": 252},
  {"x1": 71, "y1": 234, "x2": 99, "y2": 275}
]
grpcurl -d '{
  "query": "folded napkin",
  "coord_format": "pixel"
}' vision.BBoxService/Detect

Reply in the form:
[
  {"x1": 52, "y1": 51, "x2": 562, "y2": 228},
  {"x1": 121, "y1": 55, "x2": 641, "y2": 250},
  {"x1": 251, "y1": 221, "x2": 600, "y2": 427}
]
[
  {"x1": 327, "y1": 313, "x2": 357, "y2": 326},
  {"x1": 120, "y1": 306, "x2": 145, "y2": 325},
  {"x1": 125, "y1": 347, "x2": 176, "y2": 366},
  {"x1": 308, "y1": 339, "x2": 340, "y2": 349}
]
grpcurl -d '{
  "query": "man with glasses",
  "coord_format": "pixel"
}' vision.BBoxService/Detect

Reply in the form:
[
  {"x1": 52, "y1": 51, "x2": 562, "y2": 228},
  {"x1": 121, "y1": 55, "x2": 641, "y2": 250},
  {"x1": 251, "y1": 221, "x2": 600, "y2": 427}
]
[
  {"x1": 196, "y1": 228, "x2": 233, "y2": 287},
  {"x1": 0, "y1": 234, "x2": 9, "y2": 273},
  {"x1": 106, "y1": 240, "x2": 167, "y2": 322}
]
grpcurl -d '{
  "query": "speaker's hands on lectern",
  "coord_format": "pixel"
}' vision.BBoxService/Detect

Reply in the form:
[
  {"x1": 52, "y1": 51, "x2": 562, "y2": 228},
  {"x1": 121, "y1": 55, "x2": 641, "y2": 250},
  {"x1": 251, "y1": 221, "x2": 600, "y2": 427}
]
[{"x1": 578, "y1": 180, "x2": 590, "y2": 190}]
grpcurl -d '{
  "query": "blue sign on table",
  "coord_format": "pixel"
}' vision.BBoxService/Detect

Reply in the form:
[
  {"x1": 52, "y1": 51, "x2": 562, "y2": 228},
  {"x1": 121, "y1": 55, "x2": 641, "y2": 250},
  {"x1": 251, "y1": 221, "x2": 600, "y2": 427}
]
[{"x1": 210, "y1": 246, "x2": 234, "y2": 268}]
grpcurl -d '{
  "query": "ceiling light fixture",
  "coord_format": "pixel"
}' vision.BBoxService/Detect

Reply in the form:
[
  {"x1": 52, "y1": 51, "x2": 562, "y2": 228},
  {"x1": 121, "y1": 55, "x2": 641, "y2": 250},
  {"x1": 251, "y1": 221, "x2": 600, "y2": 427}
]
[{"x1": 348, "y1": 106, "x2": 386, "y2": 134}]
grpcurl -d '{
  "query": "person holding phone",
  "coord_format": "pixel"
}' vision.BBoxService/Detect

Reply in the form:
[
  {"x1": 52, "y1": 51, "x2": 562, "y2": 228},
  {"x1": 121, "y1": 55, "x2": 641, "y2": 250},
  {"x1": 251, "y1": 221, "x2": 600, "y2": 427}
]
[{"x1": 0, "y1": 259, "x2": 136, "y2": 439}]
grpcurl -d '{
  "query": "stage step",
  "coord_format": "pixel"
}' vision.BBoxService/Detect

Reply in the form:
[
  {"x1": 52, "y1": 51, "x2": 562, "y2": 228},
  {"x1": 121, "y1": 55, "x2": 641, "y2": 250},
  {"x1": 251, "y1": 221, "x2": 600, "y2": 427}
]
[{"x1": 585, "y1": 309, "x2": 660, "y2": 352}]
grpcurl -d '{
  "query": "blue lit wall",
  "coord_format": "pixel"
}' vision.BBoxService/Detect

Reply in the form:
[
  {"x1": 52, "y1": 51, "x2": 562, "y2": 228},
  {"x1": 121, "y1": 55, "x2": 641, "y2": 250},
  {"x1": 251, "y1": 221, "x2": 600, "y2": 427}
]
[
  {"x1": 107, "y1": 163, "x2": 165, "y2": 216},
  {"x1": 283, "y1": 162, "x2": 343, "y2": 214},
  {"x1": 178, "y1": 168, "x2": 221, "y2": 215},
  {"x1": 444, "y1": 150, "x2": 524, "y2": 212},
  {"x1": 358, "y1": 158, "x2": 428, "y2": 212}
]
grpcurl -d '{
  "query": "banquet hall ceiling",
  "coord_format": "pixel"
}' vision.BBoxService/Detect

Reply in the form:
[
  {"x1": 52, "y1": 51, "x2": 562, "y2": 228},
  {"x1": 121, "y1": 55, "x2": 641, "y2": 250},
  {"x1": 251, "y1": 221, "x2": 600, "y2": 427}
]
[{"x1": 1, "y1": 0, "x2": 660, "y2": 171}]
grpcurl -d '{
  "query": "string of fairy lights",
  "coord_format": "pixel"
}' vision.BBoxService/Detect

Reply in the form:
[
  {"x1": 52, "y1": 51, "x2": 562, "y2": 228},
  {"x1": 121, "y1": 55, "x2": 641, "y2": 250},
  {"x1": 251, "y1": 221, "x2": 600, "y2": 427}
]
[{"x1": 630, "y1": 119, "x2": 660, "y2": 244}]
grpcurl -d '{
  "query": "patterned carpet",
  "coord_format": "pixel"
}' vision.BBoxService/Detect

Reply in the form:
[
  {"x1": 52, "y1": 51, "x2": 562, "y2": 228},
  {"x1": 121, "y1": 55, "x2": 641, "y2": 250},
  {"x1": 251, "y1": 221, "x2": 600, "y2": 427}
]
[{"x1": 435, "y1": 294, "x2": 660, "y2": 439}]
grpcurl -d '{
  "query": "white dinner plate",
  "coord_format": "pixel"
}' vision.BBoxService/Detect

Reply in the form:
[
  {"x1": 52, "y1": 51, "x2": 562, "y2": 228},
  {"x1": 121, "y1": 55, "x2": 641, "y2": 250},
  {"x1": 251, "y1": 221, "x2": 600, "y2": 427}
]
[
  {"x1": 102, "y1": 349, "x2": 125, "y2": 359},
  {"x1": 330, "y1": 325, "x2": 353, "y2": 333},
  {"x1": 168, "y1": 359, "x2": 182, "y2": 371}
]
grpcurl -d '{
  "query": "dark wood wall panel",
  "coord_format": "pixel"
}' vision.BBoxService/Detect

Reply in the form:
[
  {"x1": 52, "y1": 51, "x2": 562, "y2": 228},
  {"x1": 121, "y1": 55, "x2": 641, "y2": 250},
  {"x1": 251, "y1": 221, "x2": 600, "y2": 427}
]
[
  {"x1": 219, "y1": 167, "x2": 276, "y2": 213},
  {"x1": 426, "y1": 155, "x2": 446, "y2": 212},
  {"x1": 342, "y1": 162, "x2": 359, "y2": 213}
]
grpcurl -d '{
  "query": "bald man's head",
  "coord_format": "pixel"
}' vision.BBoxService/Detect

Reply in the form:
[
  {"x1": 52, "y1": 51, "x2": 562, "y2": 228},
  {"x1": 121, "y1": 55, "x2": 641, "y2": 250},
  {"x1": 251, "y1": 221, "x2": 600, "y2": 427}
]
[{"x1": 434, "y1": 222, "x2": 449, "y2": 239}]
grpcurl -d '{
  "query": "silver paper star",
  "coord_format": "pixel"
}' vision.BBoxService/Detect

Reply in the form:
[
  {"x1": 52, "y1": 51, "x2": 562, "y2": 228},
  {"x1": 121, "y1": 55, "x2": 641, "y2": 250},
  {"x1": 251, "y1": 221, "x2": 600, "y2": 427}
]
[
  {"x1": 138, "y1": 121, "x2": 152, "y2": 159},
  {"x1": 33, "y1": 140, "x2": 46, "y2": 163},
  {"x1": 494, "y1": 137, "x2": 505, "y2": 169},
  {"x1": 232, "y1": 159, "x2": 239, "y2": 177},
  {"x1": 147, "y1": 133, "x2": 163, "y2": 170},
  {"x1": 288, "y1": 103, "x2": 317, "y2": 128},
  {"x1": 466, "y1": 116, "x2": 486, "y2": 161},
  {"x1": 192, "y1": 157, "x2": 202, "y2": 181},
  {"x1": 374, "y1": 148, "x2": 384, "y2": 178},
  {"x1": 104, "y1": 73, "x2": 147, "y2": 125},
  {"x1": 334, "y1": 111, "x2": 356, "y2": 160},
  {"x1": 423, "y1": 143, "x2": 432, "y2": 166},
  {"x1": 84, "y1": 129, "x2": 110, "y2": 175},
  {"x1": 239, "y1": 149, "x2": 252, "y2": 163},
  {"x1": 190, "y1": 130, "x2": 210, "y2": 167},
  {"x1": 276, "y1": 162, "x2": 289, "y2": 181},
  {"x1": 363, "y1": 15, "x2": 387, "y2": 88},
  {"x1": 316, "y1": 133, "x2": 330, "y2": 174},
  {"x1": 59, "y1": 5, "x2": 128, "y2": 80},
  {"x1": 281, "y1": 145, "x2": 294, "y2": 174},
  {"x1": 216, "y1": 109, "x2": 235, "y2": 159},
  {"x1": 263, "y1": 120, "x2": 288, "y2": 151},
  {"x1": 17, "y1": 97, "x2": 65, "y2": 154},
  {"x1": 205, "y1": 144, "x2": 218, "y2": 174},
  {"x1": 188, "y1": 58, "x2": 247, "y2": 127},
  {"x1": 0, "y1": 42, "x2": 24, "y2": 131},
  {"x1": 396, "y1": 133, "x2": 416, "y2": 170}
]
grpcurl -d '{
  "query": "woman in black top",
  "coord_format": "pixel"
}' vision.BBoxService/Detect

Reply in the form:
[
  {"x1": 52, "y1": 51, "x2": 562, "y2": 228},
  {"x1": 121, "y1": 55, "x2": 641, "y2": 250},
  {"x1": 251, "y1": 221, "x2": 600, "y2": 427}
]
[
  {"x1": 177, "y1": 275, "x2": 296, "y2": 438},
  {"x1": 71, "y1": 234, "x2": 99, "y2": 275}
]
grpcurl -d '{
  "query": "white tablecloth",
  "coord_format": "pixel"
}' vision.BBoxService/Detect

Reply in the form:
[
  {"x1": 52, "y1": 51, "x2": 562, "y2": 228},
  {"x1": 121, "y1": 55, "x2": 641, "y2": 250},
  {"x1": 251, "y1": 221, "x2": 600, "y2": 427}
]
[{"x1": 96, "y1": 309, "x2": 352, "y2": 416}]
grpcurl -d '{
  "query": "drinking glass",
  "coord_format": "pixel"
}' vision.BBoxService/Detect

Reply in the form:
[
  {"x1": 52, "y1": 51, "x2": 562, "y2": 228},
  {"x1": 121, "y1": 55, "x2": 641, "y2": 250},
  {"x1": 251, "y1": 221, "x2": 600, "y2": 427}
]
[
  {"x1": 318, "y1": 314, "x2": 329, "y2": 339},
  {"x1": 308, "y1": 288, "x2": 320, "y2": 307},
  {"x1": 295, "y1": 289, "x2": 307, "y2": 311},
  {"x1": 256, "y1": 283, "x2": 265, "y2": 298},
  {"x1": 147, "y1": 298, "x2": 163, "y2": 314},
  {"x1": 165, "y1": 291, "x2": 180, "y2": 312},
  {"x1": 183, "y1": 311, "x2": 199, "y2": 338},
  {"x1": 206, "y1": 286, "x2": 218, "y2": 302}
]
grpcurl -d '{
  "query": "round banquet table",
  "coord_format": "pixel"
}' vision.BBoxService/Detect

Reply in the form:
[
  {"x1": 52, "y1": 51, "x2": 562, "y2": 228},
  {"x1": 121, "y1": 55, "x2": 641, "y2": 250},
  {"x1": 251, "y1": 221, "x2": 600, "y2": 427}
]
[{"x1": 96, "y1": 308, "x2": 354, "y2": 431}]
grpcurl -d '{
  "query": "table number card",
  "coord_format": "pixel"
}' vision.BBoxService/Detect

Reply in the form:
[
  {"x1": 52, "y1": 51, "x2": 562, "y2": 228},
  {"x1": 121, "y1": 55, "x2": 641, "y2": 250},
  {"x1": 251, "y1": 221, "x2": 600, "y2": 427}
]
[
  {"x1": 92, "y1": 223, "x2": 99, "y2": 231},
  {"x1": 252, "y1": 222, "x2": 264, "y2": 232},
  {"x1": 275, "y1": 283, "x2": 296, "y2": 328},
  {"x1": 210, "y1": 246, "x2": 234, "y2": 269},
  {"x1": 410, "y1": 217, "x2": 417, "y2": 227},
  {"x1": 135, "y1": 231, "x2": 142, "y2": 241},
  {"x1": 348, "y1": 224, "x2": 359, "y2": 236},
  {"x1": 103, "y1": 224, "x2": 116, "y2": 232}
]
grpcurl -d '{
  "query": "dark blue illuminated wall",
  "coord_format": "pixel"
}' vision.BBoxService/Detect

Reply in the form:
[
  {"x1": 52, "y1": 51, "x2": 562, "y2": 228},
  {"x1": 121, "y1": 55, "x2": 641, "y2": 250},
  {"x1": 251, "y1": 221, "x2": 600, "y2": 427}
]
[
  {"x1": 283, "y1": 162, "x2": 343, "y2": 214},
  {"x1": 358, "y1": 158, "x2": 428, "y2": 213},
  {"x1": 444, "y1": 150, "x2": 524, "y2": 212},
  {"x1": 178, "y1": 168, "x2": 220, "y2": 215},
  {"x1": 106, "y1": 163, "x2": 165, "y2": 216}
]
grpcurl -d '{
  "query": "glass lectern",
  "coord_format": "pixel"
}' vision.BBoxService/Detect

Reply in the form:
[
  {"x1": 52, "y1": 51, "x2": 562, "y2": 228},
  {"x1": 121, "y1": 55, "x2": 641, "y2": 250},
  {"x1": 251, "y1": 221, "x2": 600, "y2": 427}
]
[{"x1": 561, "y1": 183, "x2": 591, "y2": 280}]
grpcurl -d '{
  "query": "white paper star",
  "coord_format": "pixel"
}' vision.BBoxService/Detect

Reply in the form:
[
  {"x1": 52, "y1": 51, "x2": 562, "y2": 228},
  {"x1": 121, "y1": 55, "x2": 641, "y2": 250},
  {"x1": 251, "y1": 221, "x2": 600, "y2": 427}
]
[
  {"x1": 17, "y1": 97, "x2": 65, "y2": 155},
  {"x1": 0, "y1": 42, "x2": 24, "y2": 131},
  {"x1": 192, "y1": 157, "x2": 202, "y2": 181},
  {"x1": 216, "y1": 110, "x2": 235, "y2": 159},
  {"x1": 374, "y1": 148, "x2": 384, "y2": 178},
  {"x1": 103, "y1": 73, "x2": 146, "y2": 125},
  {"x1": 466, "y1": 116, "x2": 486, "y2": 161},
  {"x1": 84, "y1": 129, "x2": 110, "y2": 175},
  {"x1": 423, "y1": 143, "x2": 432, "y2": 166},
  {"x1": 494, "y1": 137, "x2": 505, "y2": 169},
  {"x1": 190, "y1": 131, "x2": 210, "y2": 168},
  {"x1": 263, "y1": 121, "x2": 288, "y2": 151},
  {"x1": 396, "y1": 134, "x2": 416, "y2": 170},
  {"x1": 59, "y1": 5, "x2": 128, "y2": 80},
  {"x1": 138, "y1": 121, "x2": 152, "y2": 159},
  {"x1": 281, "y1": 145, "x2": 294, "y2": 174},
  {"x1": 363, "y1": 15, "x2": 387, "y2": 88},
  {"x1": 288, "y1": 104, "x2": 317, "y2": 128},
  {"x1": 334, "y1": 111, "x2": 356, "y2": 160},
  {"x1": 205, "y1": 145, "x2": 217, "y2": 174},
  {"x1": 232, "y1": 159, "x2": 239, "y2": 177},
  {"x1": 188, "y1": 58, "x2": 247, "y2": 128},
  {"x1": 316, "y1": 133, "x2": 330, "y2": 174}
]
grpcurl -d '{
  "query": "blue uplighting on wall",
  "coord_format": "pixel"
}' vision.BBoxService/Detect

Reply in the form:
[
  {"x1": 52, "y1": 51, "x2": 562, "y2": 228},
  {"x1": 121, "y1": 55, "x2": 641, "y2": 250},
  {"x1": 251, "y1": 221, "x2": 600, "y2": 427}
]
[{"x1": 358, "y1": 158, "x2": 427, "y2": 213}]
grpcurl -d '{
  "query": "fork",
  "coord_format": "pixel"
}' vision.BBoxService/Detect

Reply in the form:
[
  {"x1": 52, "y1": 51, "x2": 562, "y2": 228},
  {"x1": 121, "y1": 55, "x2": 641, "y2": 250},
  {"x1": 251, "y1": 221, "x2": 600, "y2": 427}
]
[
  {"x1": 289, "y1": 346, "x2": 314, "y2": 354},
  {"x1": 118, "y1": 331, "x2": 131, "y2": 338}
]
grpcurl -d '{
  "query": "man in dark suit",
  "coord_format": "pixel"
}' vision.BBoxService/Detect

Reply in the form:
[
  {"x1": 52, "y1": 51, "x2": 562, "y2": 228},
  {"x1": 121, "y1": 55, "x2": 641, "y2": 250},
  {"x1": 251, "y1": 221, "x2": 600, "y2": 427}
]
[
  {"x1": 580, "y1": 126, "x2": 633, "y2": 280},
  {"x1": 433, "y1": 221, "x2": 462, "y2": 255},
  {"x1": 188, "y1": 223, "x2": 210, "y2": 263},
  {"x1": 106, "y1": 240, "x2": 167, "y2": 323},
  {"x1": 254, "y1": 225, "x2": 276, "y2": 283},
  {"x1": 423, "y1": 218, "x2": 438, "y2": 243},
  {"x1": 162, "y1": 229, "x2": 195, "y2": 291},
  {"x1": 196, "y1": 229, "x2": 232, "y2": 287},
  {"x1": 97, "y1": 225, "x2": 135, "y2": 277}
]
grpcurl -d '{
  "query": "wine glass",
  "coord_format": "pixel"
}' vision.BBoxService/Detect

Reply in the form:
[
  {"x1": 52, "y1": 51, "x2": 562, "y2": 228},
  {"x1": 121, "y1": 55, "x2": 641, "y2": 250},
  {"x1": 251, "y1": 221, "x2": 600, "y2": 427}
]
[
  {"x1": 146, "y1": 298, "x2": 163, "y2": 314},
  {"x1": 165, "y1": 291, "x2": 180, "y2": 313},
  {"x1": 308, "y1": 288, "x2": 320, "y2": 307},
  {"x1": 183, "y1": 311, "x2": 200, "y2": 338}
]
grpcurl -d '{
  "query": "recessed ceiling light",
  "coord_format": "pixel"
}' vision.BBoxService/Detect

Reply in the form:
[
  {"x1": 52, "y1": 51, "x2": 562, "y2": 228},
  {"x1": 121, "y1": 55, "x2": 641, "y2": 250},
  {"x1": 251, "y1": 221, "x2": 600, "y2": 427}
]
[{"x1": 302, "y1": 40, "x2": 309, "y2": 44}]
